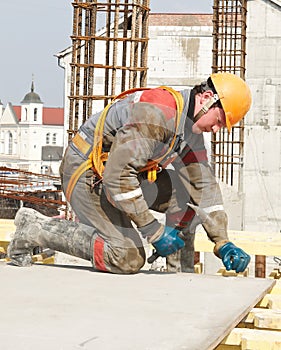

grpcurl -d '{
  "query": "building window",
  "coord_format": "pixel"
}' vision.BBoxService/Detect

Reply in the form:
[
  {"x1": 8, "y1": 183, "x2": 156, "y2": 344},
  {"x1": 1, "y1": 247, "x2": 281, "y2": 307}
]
[
  {"x1": 24, "y1": 108, "x2": 28, "y2": 121},
  {"x1": 46, "y1": 133, "x2": 50, "y2": 145},
  {"x1": 34, "y1": 108, "x2": 37, "y2": 121},
  {"x1": 52, "y1": 133, "x2": 57, "y2": 145},
  {"x1": 8, "y1": 132, "x2": 12, "y2": 155}
]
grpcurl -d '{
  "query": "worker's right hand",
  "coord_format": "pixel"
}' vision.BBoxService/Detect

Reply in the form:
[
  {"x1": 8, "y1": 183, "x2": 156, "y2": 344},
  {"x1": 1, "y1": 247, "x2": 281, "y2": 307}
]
[{"x1": 151, "y1": 226, "x2": 185, "y2": 257}]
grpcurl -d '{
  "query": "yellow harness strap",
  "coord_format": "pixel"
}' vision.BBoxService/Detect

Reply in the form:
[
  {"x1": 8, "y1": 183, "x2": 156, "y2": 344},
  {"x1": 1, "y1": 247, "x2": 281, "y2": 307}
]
[
  {"x1": 65, "y1": 158, "x2": 92, "y2": 202},
  {"x1": 65, "y1": 86, "x2": 184, "y2": 202}
]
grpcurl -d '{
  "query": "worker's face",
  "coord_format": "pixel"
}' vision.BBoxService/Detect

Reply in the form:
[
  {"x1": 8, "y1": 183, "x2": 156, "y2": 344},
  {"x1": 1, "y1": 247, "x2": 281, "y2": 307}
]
[
  {"x1": 192, "y1": 106, "x2": 226, "y2": 134},
  {"x1": 192, "y1": 91, "x2": 226, "y2": 134}
]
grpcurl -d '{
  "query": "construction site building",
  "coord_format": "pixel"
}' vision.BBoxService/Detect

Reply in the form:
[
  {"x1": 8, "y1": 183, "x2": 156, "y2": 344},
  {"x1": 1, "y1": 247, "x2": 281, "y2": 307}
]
[
  {"x1": 1, "y1": 2, "x2": 281, "y2": 348},
  {"x1": 57, "y1": 0, "x2": 280, "y2": 236}
]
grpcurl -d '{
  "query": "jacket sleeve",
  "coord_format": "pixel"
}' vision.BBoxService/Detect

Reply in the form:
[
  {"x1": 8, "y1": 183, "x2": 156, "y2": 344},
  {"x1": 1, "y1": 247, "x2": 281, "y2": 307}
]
[
  {"x1": 177, "y1": 160, "x2": 229, "y2": 244},
  {"x1": 102, "y1": 102, "x2": 173, "y2": 231}
]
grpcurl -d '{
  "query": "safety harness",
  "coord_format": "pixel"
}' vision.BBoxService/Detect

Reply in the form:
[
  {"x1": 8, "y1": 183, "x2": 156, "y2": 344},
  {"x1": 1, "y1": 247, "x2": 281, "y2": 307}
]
[{"x1": 65, "y1": 86, "x2": 184, "y2": 202}]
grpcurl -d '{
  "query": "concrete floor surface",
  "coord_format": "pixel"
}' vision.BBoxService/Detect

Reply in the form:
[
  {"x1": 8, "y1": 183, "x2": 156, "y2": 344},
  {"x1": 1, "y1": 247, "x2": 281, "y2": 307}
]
[{"x1": 0, "y1": 263, "x2": 275, "y2": 350}]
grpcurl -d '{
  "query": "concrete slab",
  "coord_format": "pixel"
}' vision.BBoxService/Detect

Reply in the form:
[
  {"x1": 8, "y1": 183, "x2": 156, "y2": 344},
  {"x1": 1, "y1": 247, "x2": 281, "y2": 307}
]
[{"x1": 0, "y1": 264, "x2": 275, "y2": 350}]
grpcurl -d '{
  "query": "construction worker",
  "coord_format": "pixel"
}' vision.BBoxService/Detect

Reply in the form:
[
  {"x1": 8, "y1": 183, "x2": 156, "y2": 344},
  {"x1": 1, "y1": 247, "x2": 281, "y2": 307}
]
[{"x1": 8, "y1": 72, "x2": 252, "y2": 274}]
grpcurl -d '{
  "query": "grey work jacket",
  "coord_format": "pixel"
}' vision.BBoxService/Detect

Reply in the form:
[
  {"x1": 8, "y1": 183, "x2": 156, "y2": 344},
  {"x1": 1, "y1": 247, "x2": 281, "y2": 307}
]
[{"x1": 68, "y1": 88, "x2": 228, "y2": 244}]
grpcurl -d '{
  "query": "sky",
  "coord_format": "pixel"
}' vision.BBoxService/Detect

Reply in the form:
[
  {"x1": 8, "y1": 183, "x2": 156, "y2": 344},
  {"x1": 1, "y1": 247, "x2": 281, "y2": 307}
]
[{"x1": 0, "y1": 0, "x2": 213, "y2": 108}]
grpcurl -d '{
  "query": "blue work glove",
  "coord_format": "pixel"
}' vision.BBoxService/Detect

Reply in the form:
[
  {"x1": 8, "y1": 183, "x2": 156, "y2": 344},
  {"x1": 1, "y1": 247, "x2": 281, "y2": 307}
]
[
  {"x1": 152, "y1": 226, "x2": 185, "y2": 257},
  {"x1": 218, "y1": 242, "x2": 250, "y2": 273}
]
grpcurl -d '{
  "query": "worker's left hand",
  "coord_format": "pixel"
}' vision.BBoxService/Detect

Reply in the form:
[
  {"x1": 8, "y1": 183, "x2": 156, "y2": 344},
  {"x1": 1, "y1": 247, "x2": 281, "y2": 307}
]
[
  {"x1": 218, "y1": 241, "x2": 250, "y2": 273},
  {"x1": 152, "y1": 226, "x2": 185, "y2": 257}
]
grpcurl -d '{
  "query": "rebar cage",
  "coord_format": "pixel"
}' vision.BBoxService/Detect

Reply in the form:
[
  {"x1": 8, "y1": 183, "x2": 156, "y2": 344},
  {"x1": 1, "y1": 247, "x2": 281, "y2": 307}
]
[
  {"x1": 212, "y1": 0, "x2": 248, "y2": 190},
  {"x1": 68, "y1": 0, "x2": 150, "y2": 139}
]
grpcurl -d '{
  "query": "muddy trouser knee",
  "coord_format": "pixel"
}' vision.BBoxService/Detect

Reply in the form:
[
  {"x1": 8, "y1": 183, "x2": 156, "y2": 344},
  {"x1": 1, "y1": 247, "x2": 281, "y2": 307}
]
[{"x1": 62, "y1": 157, "x2": 146, "y2": 274}]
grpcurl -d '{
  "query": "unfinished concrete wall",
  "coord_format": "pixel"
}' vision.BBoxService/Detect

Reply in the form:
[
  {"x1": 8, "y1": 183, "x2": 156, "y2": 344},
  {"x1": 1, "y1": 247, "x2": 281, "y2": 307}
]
[
  {"x1": 244, "y1": 0, "x2": 281, "y2": 233},
  {"x1": 147, "y1": 14, "x2": 213, "y2": 87}
]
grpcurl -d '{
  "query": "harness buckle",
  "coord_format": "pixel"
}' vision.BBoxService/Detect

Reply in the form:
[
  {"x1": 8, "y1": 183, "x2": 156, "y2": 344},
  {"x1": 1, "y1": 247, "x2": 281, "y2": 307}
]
[
  {"x1": 157, "y1": 166, "x2": 162, "y2": 173},
  {"x1": 90, "y1": 174, "x2": 103, "y2": 192}
]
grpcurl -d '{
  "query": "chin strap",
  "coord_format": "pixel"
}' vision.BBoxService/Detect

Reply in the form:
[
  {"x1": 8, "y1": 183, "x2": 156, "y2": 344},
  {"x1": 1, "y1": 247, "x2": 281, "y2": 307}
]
[{"x1": 193, "y1": 94, "x2": 220, "y2": 123}]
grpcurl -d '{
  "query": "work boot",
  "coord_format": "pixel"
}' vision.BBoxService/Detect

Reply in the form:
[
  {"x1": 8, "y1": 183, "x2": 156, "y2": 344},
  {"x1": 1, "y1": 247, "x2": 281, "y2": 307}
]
[{"x1": 7, "y1": 207, "x2": 98, "y2": 267}]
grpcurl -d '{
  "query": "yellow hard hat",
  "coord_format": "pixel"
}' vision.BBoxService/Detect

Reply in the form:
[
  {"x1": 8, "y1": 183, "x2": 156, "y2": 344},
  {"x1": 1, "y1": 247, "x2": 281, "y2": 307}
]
[{"x1": 210, "y1": 72, "x2": 252, "y2": 132}]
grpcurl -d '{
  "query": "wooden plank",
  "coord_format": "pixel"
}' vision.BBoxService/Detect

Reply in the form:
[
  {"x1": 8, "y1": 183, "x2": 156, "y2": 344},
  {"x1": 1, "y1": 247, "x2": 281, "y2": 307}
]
[
  {"x1": 267, "y1": 294, "x2": 281, "y2": 309},
  {"x1": 241, "y1": 308, "x2": 281, "y2": 330},
  {"x1": 216, "y1": 267, "x2": 249, "y2": 277},
  {"x1": 268, "y1": 280, "x2": 281, "y2": 294},
  {"x1": 0, "y1": 219, "x2": 15, "y2": 237},
  {"x1": 257, "y1": 294, "x2": 281, "y2": 309},
  {"x1": 195, "y1": 230, "x2": 281, "y2": 256},
  {"x1": 254, "y1": 309, "x2": 281, "y2": 330},
  {"x1": 218, "y1": 328, "x2": 249, "y2": 345},
  {"x1": 0, "y1": 219, "x2": 15, "y2": 253},
  {"x1": 217, "y1": 328, "x2": 281, "y2": 348},
  {"x1": 241, "y1": 329, "x2": 281, "y2": 349},
  {"x1": 269, "y1": 268, "x2": 281, "y2": 279}
]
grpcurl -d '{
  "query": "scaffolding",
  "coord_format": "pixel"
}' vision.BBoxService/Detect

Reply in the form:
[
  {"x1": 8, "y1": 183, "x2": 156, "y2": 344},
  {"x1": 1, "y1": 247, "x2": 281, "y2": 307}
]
[
  {"x1": 211, "y1": 0, "x2": 248, "y2": 191},
  {"x1": 68, "y1": 0, "x2": 150, "y2": 140}
]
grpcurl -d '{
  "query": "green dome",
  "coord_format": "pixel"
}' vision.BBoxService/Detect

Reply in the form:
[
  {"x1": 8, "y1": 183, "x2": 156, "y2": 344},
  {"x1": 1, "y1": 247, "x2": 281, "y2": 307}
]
[{"x1": 21, "y1": 81, "x2": 43, "y2": 104}]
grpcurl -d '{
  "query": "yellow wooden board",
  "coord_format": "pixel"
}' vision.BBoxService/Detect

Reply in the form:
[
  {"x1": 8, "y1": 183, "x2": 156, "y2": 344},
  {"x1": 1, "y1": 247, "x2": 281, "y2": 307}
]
[
  {"x1": 195, "y1": 229, "x2": 281, "y2": 256},
  {"x1": 0, "y1": 219, "x2": 15, "y2": 253},
  {"x1": 216, "y1": 328, "x2": 281, "y2": 349}
]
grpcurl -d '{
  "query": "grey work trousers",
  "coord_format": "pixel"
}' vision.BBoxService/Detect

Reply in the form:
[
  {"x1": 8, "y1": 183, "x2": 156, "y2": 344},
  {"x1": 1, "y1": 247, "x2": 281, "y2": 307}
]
[{"x1": 61, "y1": 147, "x2": 195, "y2": 273}]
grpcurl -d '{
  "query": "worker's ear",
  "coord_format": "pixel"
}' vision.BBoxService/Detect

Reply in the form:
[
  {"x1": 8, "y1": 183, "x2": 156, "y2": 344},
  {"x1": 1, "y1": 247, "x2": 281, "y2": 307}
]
[{"x1": 200, "y1": 90, "x2": 214, "y2": 103}]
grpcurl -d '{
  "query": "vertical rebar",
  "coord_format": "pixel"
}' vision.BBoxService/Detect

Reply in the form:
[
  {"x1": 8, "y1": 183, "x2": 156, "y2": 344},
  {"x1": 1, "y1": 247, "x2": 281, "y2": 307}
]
[
  {"x1": 211, "y1": 0, "x2": 248, "y2": 191},
  {"x1": 140, "y1": 0, "x2": 149, "y2": 86},
  {"x1": 87, "y1": 1, "x2": 97, "y2": 117},
  {"x1": 68, "y1": 0, "x2": 150, "y2": 136},
  {"x1": 111, "y1": 0, "x2": 120, "y2": 97},
  {"x1": 74, "y1": 3, "x2": 83, "y2": 132},
  {"x1": 121, "y1": 0, "x2": 129, "y2": 91}
]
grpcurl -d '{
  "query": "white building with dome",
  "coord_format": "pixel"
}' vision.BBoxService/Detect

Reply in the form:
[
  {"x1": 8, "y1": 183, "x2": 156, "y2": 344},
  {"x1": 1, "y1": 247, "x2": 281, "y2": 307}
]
[{"x1": 0, "y1": 82, "x2": 64, "y2": 175}]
